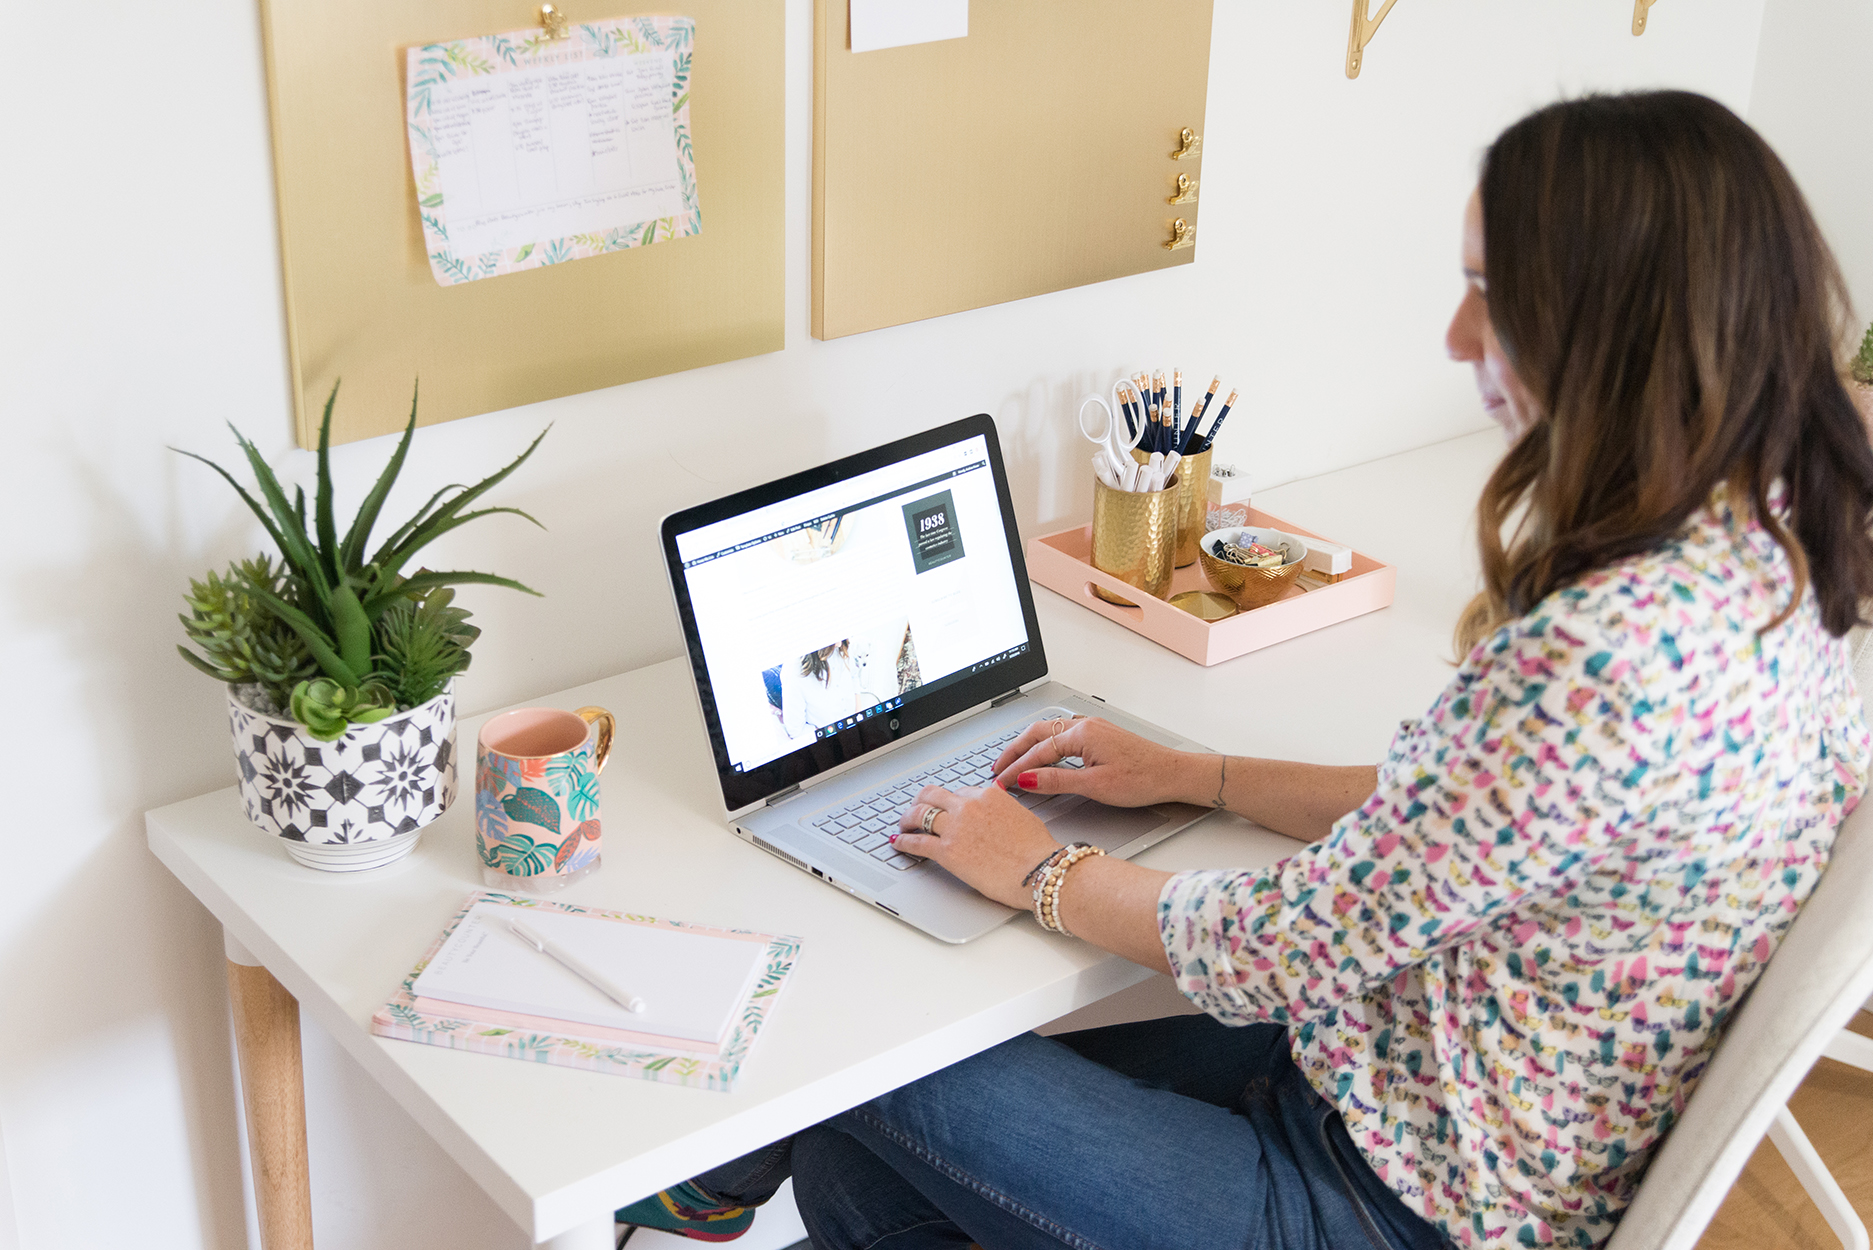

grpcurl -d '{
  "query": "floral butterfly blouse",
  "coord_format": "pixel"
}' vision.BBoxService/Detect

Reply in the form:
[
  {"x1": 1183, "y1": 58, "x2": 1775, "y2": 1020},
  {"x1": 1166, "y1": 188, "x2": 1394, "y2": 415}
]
[{"x1": 1159, "y1": 489, "x2": 1870, "y2": 1249}]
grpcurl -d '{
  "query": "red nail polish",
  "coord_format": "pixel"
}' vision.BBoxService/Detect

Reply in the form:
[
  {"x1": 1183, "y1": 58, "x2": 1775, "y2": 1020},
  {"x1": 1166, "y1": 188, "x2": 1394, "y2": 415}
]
[
  {"x1": 888, "y1": 833, "x2": 898, "y2": 843},
  {"x1": 1018, "y1": 772, "x2": 1037, "y2": 789}
]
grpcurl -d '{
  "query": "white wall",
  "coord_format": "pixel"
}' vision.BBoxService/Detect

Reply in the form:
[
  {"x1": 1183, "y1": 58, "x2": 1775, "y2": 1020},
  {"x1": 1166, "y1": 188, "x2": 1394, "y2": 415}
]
[
  {"x1": 1748, "y1": 0, "x2": 1873, "y2": 324},
  {"x1": 0, "y1": 2, "x2": 1780, "y2": 1246}
]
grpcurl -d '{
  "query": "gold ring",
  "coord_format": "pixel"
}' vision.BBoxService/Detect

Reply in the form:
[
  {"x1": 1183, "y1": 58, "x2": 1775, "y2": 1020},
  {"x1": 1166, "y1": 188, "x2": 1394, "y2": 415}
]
[
  {"x1": 919, "y1": 804, "x2": 940, "y2": 834},
  {"x1": 1050, "y1": 718, "x2": 1072, "y2": 763}
]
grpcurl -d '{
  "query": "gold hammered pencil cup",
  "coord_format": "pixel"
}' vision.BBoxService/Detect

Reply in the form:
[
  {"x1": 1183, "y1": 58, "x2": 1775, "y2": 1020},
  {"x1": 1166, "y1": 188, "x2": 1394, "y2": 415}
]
[
  {"x1": 1133, "y1": 445, "x2": 1213, "y2": 567},
  {"x1": 1091, "y1": 473, "x2": 1180, "y2": 606}
]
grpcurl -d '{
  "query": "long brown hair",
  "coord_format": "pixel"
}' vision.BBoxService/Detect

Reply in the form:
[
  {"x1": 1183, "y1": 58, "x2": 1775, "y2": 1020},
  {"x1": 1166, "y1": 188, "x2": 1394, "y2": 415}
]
[
  {"x1": 800, "y1": 640, "x2": 849, "y2": 683},
  {"x1": 1456, "y1": 91, "x2": 1873, "y2": 656}
]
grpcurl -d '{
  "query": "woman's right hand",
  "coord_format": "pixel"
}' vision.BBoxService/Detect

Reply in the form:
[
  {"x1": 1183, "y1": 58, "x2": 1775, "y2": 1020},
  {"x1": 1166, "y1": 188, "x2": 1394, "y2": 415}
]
[{"x1": 989, "y1": 716, "x2": 1208, "y2": 809}]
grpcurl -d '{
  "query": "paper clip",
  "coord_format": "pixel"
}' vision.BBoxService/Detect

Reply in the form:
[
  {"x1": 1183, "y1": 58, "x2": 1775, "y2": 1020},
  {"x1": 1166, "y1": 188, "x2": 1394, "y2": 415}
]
[
  {"x1": 1169, "y1": 173, "x2": 1199, "y2": 206},
  {"x1": 540, "y1": 3, "x2": 571, "y2": 38},
  {"x1": 1164, "y1": 219, "x2": 1195, "y2": 251},
  {"x1": 1632, "y1": 0, "x2": 1660, "y2": 35},
  {"x1": 1170, "y1": 128, "x2": 1202, "y2": 161}
]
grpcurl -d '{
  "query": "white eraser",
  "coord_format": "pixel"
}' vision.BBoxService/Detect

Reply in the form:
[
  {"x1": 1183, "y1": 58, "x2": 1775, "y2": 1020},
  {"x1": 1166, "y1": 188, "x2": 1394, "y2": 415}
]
[
  {"x1": 1302, "y1": 538, "x2": 1352, "y2": 576},
  {"x1": 1207, "y1": 463, "x2": 1253, "y2": 508}
]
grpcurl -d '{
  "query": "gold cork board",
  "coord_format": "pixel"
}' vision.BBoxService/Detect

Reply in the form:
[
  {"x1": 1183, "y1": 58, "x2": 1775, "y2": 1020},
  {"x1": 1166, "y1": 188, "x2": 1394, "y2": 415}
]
[
  {"x1": 259, "y1": 1, "x2": 784, "y2": 447},
  {"x1": 811, "y1": 0, "x2": 1213, "y2": 341}
]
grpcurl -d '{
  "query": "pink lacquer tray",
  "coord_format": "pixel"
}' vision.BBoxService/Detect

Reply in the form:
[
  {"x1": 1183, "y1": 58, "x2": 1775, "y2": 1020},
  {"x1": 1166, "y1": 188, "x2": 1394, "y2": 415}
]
[{"x1": 1026, "y1": 508, "x2": 1396, "y2": 666}]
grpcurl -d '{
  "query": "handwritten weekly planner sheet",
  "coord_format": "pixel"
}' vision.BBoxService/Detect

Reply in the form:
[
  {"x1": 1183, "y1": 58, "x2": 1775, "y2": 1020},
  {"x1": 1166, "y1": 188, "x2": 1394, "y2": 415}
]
[{"x1": 405, "y1": 17, "x2": 698, "y2": 286}]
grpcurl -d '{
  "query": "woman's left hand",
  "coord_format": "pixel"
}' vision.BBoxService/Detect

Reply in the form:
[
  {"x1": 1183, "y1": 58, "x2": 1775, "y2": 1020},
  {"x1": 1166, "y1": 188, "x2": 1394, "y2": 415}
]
[{"x1": 893, "y1": 782, "x2": 1059, "y2": 911}]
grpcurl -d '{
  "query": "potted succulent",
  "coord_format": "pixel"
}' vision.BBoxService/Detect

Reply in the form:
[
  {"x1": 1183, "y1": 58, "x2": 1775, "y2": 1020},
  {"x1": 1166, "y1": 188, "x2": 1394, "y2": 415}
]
[
  {"x1": 1852, "y1": 321, "x2": 1873, "y2": 429},
  {"x1": 176, "y1": 385, "x2": 545, "y2": 871}
]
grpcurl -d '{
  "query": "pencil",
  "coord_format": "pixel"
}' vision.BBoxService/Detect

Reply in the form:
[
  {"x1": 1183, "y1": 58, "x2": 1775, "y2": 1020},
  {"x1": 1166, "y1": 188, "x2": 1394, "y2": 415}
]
[
  {"x1": 1184, "y1": 375, "x2": 1222, "y2": 449},
  {"x1": 1146, "y1": 371, "x2": 1161, "y2": 455},
  {"x1": 1172, "y1": 369, "x2": 1183, "y2": 451},
  {"x1": 1198, "y1": 390, "x2": 1238, "y2": 452},
  {"x1": 1118, "y1": 384, "x2": 1138, "y2": 440}
]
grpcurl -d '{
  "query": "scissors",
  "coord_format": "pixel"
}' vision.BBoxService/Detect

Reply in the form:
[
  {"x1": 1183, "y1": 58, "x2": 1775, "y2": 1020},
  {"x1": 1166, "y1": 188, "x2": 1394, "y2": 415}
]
[{"x1": 1078, "y1": 383, "x2": 1145, "y2": 487}]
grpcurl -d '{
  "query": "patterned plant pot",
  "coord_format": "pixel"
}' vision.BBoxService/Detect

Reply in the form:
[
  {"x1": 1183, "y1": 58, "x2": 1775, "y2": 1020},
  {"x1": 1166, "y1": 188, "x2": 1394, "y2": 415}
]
[{"x1": 226, "y1": 683, "x2": 458, "y2": 872}]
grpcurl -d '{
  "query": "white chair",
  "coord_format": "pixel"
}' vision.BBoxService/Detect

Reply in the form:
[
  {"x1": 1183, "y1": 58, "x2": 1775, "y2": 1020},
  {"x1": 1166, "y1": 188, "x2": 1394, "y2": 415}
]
[
  {"x1": 1764, "y1": 1029, "x2": 1873, "y2": 1250},
  {"x1": 1608, "y1": 631, "x2": 1873, "y2": 1250}
]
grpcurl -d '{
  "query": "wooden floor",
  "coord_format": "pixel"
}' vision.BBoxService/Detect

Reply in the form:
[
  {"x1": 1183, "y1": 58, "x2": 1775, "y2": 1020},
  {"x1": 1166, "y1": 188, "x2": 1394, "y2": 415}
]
[{"x1": 1697, "y1": 1012, "x2": 1873, "y2": 1249}]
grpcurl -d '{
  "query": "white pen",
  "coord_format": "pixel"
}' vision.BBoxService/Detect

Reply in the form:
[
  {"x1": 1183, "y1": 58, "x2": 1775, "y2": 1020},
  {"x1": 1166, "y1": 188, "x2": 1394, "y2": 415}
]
[{"x1": 505, "y1": 916, "x2": 646, "y2": 1013}]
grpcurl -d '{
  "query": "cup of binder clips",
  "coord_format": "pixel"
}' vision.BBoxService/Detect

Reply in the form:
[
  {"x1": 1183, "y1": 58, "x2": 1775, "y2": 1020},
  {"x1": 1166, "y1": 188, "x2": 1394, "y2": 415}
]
[{"x1": 1199, "y1": 526, "x2": 1310, "y2": 610}]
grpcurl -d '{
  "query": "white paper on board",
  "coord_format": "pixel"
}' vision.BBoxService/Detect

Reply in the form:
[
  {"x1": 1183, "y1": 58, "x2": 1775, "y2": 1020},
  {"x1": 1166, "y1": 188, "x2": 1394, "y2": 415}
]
[
  {"x1": 849, "y1": 0, "x2": 968, "y2": 53},
  {"x1": 429, "y1": 54, "x2": 684, "y2": 258},
  {"x1": 405, "y1": 16, "x2": 700, "y2": 286}
]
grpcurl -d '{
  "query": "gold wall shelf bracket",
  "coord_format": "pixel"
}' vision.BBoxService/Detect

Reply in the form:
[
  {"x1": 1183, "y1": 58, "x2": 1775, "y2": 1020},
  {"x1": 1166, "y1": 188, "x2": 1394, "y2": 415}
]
[
  {"x1": 1164, "y1": 218, "x2": 1194, "y2": 251},
  {"x1": 1168, "y1": 172, "x2": 1198, "y2": 205},
  {"x1": 1170, "y1": 128, "x2": 1201, "y2": 160},
  {"x1": 1345, "y1": 0, "x2": 1399, "y2": 79},
  {"x1": 539, "y1": 3, "x2": 571, "y2": 38},
  {"x1": 1632, "y1": 0, "x2": 1660, "y2": 35}
]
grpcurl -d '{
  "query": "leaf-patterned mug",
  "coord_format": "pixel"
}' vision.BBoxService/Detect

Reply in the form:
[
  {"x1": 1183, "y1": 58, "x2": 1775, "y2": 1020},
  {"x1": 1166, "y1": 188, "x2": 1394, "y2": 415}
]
[{"x1": 475, "y1": 705, "x2": 615, "y2": 893}]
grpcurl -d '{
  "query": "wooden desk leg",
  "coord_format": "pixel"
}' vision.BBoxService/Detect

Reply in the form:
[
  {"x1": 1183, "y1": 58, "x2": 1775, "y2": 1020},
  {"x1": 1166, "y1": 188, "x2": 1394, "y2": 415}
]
[
  {"x1": 538, "y1": 1215, "x2": 613, "y2": 1249},
  {"x1": 225, "y1": 931, "x2": 315, "y2": 1250}
]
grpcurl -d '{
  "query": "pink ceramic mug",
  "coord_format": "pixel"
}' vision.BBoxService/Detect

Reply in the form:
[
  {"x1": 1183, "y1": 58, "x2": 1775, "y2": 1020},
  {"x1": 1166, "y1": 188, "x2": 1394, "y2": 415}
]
[{"x1": 475, "y1": 705, "x2": 615, "y2": 893}]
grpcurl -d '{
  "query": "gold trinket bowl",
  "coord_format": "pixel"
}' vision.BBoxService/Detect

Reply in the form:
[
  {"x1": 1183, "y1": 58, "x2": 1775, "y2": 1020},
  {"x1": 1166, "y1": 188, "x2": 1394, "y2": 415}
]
[{"x1": 1198, "y1": 526, "x2": 1310, "y2": 610}]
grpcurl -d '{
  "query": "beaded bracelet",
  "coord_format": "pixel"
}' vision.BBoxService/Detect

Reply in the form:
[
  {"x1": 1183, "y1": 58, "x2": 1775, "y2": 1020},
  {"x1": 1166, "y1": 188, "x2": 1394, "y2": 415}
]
[
  {"x1": 1033, "y1": 843, "x2": 1105, "y2": 935},
  {"x1": 1021, "y1": 844, "x2": 1073, "y2": 889},
  {"x1": 1031, "y1": 842, "x2": 1092, "y2": 929}
]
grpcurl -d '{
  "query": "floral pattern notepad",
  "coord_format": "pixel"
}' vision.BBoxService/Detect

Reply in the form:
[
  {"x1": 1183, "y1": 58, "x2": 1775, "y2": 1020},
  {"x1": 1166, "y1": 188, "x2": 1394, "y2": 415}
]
[
  {"x1": 372, "y1": 890, "x2": 800, "y2": 1091},
  {"x1": 404, "y1": 16, "x2": 700, "y2": 286}
]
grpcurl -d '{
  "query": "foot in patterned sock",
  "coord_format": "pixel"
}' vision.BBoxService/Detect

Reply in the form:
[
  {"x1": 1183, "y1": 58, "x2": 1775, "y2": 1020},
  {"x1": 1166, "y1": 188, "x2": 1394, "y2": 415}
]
[{"x1": 615, "y1": 1180, "x2": 757, "y2": 1242}]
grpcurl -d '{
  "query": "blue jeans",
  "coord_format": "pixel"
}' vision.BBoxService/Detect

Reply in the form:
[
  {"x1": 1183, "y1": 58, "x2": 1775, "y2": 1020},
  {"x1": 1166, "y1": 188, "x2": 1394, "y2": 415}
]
[{"x1": 694, "y1": 1015, "x2": 1447, "y2": 1250}]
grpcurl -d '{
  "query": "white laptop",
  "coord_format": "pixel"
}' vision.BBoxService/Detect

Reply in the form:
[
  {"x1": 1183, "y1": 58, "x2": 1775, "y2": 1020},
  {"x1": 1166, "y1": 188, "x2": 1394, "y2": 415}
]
[{"x1": 659, "y1": 414, "x2": 1214, "y2": 942}]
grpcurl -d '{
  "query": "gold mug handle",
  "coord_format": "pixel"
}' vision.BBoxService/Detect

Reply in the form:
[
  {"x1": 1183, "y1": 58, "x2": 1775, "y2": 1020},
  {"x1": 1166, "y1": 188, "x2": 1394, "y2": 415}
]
[{"x1": 575, "y1": 706, "x2": 615, "y2": 773}]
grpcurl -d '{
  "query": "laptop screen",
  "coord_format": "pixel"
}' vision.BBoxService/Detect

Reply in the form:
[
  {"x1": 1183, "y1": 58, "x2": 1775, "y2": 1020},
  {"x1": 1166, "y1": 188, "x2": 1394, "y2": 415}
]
[{"x1": 662, "y1": 415, "x2": 1047, "y2": 812}]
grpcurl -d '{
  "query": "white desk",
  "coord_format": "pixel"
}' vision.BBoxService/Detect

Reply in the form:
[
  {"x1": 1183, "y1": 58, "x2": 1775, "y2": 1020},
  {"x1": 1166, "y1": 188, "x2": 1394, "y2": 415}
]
[{"x1": 145, "y1": 430, "x2": 1501, "y2": 1249}]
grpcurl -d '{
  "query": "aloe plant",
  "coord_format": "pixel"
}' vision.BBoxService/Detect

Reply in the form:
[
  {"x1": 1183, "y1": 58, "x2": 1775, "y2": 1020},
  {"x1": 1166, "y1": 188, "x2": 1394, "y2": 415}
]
[
  {"x1": 1854, "y1": 321, "x2": 1873, "y2": 386},
  {"x1": 176, "y1": 382, "x2": 545, "y2": 737}
]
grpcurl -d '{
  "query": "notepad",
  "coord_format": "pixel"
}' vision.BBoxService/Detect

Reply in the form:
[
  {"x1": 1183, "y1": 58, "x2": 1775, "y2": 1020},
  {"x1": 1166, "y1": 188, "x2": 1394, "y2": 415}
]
[
  {"x1": 413, "y1": 901, "x2": 766, "y2": 1047},
  {"x1": 372, "y1": 891, "x2": 802, "y2": 1091}
]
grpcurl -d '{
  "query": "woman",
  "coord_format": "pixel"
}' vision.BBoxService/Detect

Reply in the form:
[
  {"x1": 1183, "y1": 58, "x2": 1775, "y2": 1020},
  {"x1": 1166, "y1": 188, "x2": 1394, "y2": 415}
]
[
  {"x1": 781, "y1": 639, "x2": 862, "y2": 741},
  {"x1": 620, "y1": 91, "x2": 1873, "y2": 1250}
]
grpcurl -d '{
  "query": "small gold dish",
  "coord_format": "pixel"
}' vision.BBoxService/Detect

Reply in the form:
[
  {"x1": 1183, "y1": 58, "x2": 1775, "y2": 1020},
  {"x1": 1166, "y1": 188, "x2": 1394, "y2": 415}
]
[
  {"x1": 1169, "y1": 590, "x2": 1239, "y2": 621},
  {"x1": 1198, "y1": 527, "x2": 1310, "y2": 610}
]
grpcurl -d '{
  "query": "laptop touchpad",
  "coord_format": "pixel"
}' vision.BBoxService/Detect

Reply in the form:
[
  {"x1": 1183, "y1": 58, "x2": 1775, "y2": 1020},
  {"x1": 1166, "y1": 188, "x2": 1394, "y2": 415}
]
[{"x1": 1040, "y1": 797, "x2": 1172, "y2": 851}]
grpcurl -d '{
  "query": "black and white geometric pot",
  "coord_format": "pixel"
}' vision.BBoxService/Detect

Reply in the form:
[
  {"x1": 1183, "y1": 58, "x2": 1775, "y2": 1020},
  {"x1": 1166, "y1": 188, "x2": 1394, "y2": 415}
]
[{"x1": 226, "y1": 682, "x2": 458, "y2": 872}]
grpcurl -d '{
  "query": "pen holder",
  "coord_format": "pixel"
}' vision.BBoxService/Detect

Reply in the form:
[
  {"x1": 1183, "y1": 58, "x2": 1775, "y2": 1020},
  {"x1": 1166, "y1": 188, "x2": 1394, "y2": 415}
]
[
  {"x1": 1131, "y1": 445, "x2": 1213, "y2": 568},
  {"x1": 1090, "y1": 473, "x2": 1180, "y2": 606}
]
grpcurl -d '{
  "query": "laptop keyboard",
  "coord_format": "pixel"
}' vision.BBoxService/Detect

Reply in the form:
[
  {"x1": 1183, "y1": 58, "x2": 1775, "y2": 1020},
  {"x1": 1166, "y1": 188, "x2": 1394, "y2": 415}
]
[{"x1": 808, "y1": 729, "x2": 1028, "y2": 870}]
